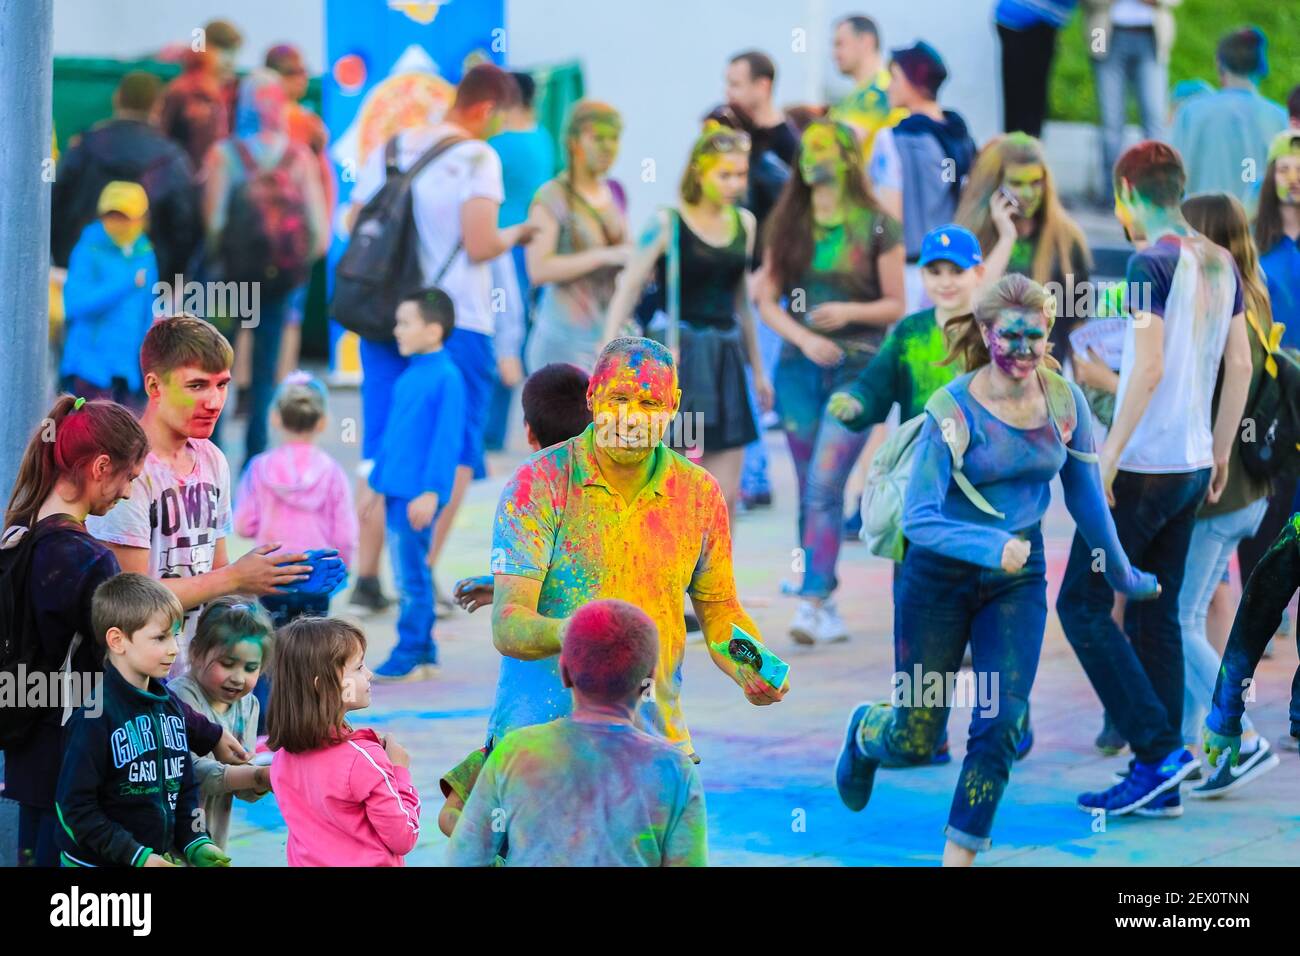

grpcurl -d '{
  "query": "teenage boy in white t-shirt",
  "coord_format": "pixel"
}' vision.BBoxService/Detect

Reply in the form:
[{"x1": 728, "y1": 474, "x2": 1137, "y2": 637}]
[
  {"x1": 88, "y1": 316, "x2": 316, "y2": 676},
  {"x1": 347, "y1": 64, "x2": 537, "y2": 616},
  {"x1": 1059, "y1": 141, "x2": 1253, "y2": 818}
]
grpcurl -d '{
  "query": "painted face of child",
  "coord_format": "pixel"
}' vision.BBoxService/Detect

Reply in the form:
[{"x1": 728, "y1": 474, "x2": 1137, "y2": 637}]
[
  {"x1": 101, "y1": 211, "x2": 146, "y2": 249},
  {"x1": 1275, "y1": 152, "x2": 1300, "y2": 206},
  {"x1": 1003, "y1": 162, "x2": 1046, "y2": 219},
  {"x1": 799, "y1": 124, "x2": 846, "y2": 187},
  {"x1": 196, "y1": 638, "x2": 264, "y2": 709},
  {"x1": 696, "y1": 152, "x2": 749, "y2": 207},
  {"x1": 921, "y1": 260, "x2": 981, "y2": 313},
  {"x1": 340, "y1": 644, "x2": 372, "y2": 712},
  {"x1": 589, "y1": 349, "x2": 680, "y2": 465},
  {"x1": 156, "y1": 366, "x2": 231, "y2": 440},
  {"x1": 575, "y1": 120, "x2": 621, "y2": 176},
  {"x1": 119, "y1": 611, "x2": 180, "y2": 681},
  {"x1": 982, "y1": 308, "x2": 1049, "y2": 380}
]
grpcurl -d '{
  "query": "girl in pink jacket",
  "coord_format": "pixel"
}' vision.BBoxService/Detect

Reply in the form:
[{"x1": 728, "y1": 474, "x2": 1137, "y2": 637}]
[
  {"x1": 235, "y1": 372, "x2": 358, "y2": 625},
  {"x1": 268, "y1": 618, "x2": 421, "y2": 866}
]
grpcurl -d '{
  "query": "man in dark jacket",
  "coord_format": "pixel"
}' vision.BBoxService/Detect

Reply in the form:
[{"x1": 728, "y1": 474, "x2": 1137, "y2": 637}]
[
  {"x1": 868, "y1": 41, "x2": 976, "y2": 311},
  {"x1": 55, "y1": 574, "x2": 229, "y2": 867},
  {"x1": 53, "y1": 71, "x2": 203, "y2": 282}
]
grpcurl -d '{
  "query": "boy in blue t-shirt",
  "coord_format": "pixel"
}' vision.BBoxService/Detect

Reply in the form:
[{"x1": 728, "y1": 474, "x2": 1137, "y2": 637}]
[{"x1": 369, "y1": 288, "x2": 467, "y2": 680}]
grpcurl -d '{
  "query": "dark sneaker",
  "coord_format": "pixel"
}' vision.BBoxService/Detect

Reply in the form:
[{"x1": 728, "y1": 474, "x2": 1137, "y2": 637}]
[
  {"x1": 741, "y1": 490, "x2": 772, "y2": 510},
  {"x1": 1133, "y1": 788, "x2": 1184, "y2": 818},
  {"x1": 1095, "y1": 715, "x2": 1128, "y2": 756},
  {"x1": 843, "y1": 509, "x2": 863, "y2": 541},
  {"x1": 1078, "y1": 748, "x2": 1196, "y2": 816},
  {"x1": 930, "y1": 729, "x2": 952, "y2": 765},
  {"x1": 1189, "y1": 737, "x2": 1280, "y2": 799},
  {"x1": 348, "y1": 576, "x2": 393, "y2": 615},
  {"x1": 835, "y1": 702, "x2": 880, "y2": 812},
  {"x1": 372, "y1": 651, "x2": 438, "y2": 683}
]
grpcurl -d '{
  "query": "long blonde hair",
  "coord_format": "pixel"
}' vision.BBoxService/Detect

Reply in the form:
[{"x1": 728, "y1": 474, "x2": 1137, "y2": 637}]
[
  {"x1": 956, "y1": 133, "x2": 1091, "y2": 285},
  {"x1": 1182, "y1": 192, "x2": 1273, "y2": 330},
  {"x1": 942, "y1": 273, "x2": 1060, "y2": 372}
]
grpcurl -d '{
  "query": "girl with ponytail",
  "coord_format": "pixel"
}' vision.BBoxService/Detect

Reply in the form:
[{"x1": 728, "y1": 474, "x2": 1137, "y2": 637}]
[
  {"x1": 834, "y1": 274, "x2": 1157, "y2": 867},
  {"x1": 2, "y1": 397, "x2": 226, "y2": 866}
]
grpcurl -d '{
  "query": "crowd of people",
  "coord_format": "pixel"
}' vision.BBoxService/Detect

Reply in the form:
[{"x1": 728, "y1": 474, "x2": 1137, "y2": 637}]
[{"x1": 3, "y1": 6, "x2": 1300, "y2": 868}]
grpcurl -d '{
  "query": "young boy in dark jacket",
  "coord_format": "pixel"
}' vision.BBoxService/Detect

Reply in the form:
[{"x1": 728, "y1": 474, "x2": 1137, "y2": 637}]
[{"x1": 55, "y1": 573, "x2": 230, "y2": 867}]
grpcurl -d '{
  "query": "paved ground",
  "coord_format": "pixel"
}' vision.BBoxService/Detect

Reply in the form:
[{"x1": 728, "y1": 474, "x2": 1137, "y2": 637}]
[{"x1": 215, "y1": 381, "x2": 1300, "y2": 867}]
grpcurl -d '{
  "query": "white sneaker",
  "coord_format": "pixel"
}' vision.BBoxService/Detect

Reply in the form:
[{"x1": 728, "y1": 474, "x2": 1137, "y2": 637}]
[
  {"x1": 789, "y1": 601, "x2": 820, "y2": 645},
  {"x1": 815, "y1": 600, "x2": 850, "y2": 644}
]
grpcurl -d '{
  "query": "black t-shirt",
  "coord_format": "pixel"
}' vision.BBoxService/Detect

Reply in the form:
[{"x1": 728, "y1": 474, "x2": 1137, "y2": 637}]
[
  {"x1": 3, "y1": 519, "x2": 119, "y2": 808},
  {"x1": 754, "y1": 120, "x2": 799, "y2": 166}
]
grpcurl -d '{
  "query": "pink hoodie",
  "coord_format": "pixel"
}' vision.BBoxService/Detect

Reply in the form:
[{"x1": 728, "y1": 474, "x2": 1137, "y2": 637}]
[
  {"x1": 272, "y1": 728, "x2": 422, "y2": 867},
  {"x1": 234, "y1": 442, "x2": 358, "y2": 566}
]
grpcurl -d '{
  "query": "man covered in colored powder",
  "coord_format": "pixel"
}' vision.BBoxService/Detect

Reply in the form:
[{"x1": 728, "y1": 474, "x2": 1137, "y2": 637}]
[{"x1": 488, "y1": 336, "x2": 787, "y2": 763}]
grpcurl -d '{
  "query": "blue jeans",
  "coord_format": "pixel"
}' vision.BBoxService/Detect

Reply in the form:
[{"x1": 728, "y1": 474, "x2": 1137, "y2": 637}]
[
  {"x1": 1057, "y1": 468, "x2": 1211, "y2": 764},
  {"x1": 16, "y1": 803, "x2": 58, "y2": 867},
  {"x1": 740, "y1": 321, "x2": 783, "y2": 499},
  {"x1": 1178, "y1": 497, "x2": 1268, "y2": 743},
  {"x1": 243, "y1": 294, "x2": 289, "y2": 467},
  {"x1": 1093, "y1": 26, "x2": 1167, "y2": 202},
  {"x1": 359, "y1": 338, "x2": 410, "y2": 461},
  {"x1": 443, "y1": 327, "x2": 495, "y2": 480},
  {"x1": 859, "y1": 528, "x2": 1047, "y2": 851},
  {"x1": 385, "y1": 497, "x2": 436, "y2": 663},
  {"x1": 774, "y1": 344, "x2": 874, "y2": 597}
]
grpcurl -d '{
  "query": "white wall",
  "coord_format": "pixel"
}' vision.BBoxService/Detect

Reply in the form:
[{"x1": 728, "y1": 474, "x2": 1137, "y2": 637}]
[
  {"x1": 54, "y1": 0, "x2": 1000, "y2": 225},
  {"x1": 508, "y1": 0, "x2": 1000, "y2": 228},
  {"x1": 54, "y1": 0, "x2": 325, "y2": 71}
]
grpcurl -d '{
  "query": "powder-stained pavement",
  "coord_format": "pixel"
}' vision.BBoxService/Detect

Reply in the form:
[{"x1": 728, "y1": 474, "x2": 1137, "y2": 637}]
[{"x1": 220, "y1": 397, "x2": 1300, "y2": 867}]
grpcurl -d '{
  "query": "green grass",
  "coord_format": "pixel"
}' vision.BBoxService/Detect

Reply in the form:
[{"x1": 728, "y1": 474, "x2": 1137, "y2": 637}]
[{"x1": 1047, "y1": 1, "x2": 1300, "y2": 124}]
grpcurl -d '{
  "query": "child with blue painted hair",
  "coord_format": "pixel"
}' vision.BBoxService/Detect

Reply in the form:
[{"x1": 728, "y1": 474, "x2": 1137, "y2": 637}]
[
  {"x1": 235, "y1": 370, "x2": 356, "y2": 628},
  {"x1": 168, "y1": 596, "x2": 275, "y2": 850}
]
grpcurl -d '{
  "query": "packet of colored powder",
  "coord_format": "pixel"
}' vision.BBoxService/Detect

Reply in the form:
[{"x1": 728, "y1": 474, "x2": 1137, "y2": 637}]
[{"x1": 711, "y1": 624, "x2": 789, "y2": 691}]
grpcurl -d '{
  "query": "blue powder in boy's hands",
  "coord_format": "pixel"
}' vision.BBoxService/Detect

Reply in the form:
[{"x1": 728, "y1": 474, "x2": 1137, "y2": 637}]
[{"x1": 278, "y1": 548, "x2": 348, "y2": 596}]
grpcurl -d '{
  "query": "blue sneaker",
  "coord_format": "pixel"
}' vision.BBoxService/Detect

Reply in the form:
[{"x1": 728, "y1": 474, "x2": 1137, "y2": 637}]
[
  {"x1": 1133, "y1": 787, "x2": 1184, "y2": 818},
  {"x1": 930, "y1": 729, "x2": 952, "y2": 765},
  {"x1": 1077, "y1": 748, "x2": 1196, "y2": 816},
  {"x1": 373, "y1": 649, "x2": 438, "y2": 682},
  {"x1": 1015, "y1": 725, "x2": 1034, "y2": 761},
  {"x1": 835, "y1": 703, "x2": 880, "y2": 812}
]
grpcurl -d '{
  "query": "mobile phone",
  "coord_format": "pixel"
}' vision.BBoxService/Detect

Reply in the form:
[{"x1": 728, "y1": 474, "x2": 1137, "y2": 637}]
[{"x1": 998, "y1": 185, "x2": 1021, "y2": 213}]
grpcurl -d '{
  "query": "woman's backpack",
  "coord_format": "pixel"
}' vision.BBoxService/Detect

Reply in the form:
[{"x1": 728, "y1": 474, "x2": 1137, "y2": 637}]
[
  {"x1": 217, "y1": 139, "x2": 312, "y2": 300},
  {"x1": 861, "y1": 368, "x2": 1096, "y2": 562}
]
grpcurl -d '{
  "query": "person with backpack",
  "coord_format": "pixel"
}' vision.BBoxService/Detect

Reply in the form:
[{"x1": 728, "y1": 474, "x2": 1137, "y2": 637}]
[
  {"x1": 0, "y1": 397, "x2": 238, "y2": 867},
  {"x1": 868, "y1": 41, "x2": 977, "y2": 312},
  {"x1": 1060, "y1": 142, "x2": 1253, "y2": 820},
  {"x1": 51, "y1": 71, "x2": 202, "y2": 285},
  {"x1": 753, "y1": 117, "x2": 904, "y2": 644},
  {"x1": 202, "y1": 69, "x2": 328, "y2": 466},
  {"x1": 835, "y1": 274, "x2": 1159, "y2": 867},
  {"x1": 524, "y1": 100, "x2": 630, "y2": 375},
  {"x1": 340, "y1": 64, "x2": 535, "y2": 617}
]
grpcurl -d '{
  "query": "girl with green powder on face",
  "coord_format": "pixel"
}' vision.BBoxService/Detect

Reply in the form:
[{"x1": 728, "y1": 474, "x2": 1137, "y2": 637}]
[
  {"x1": 956, "y1": 133, "x2": 1092, "y2": 363},
  {"x1": 525, "y1": 101, "x2": 632, "y2": 374},
  {"x1": 602, "y1": 123, "x2": 773, "y2": 514},
  {"x1": 753, "y1": 118, "x2": 905, "y2": 645}
]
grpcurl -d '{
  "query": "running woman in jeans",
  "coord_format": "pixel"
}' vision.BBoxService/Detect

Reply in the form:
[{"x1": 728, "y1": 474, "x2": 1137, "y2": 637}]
[
  {"x1": 1060, "y1": 142, "x2": 1254, "y2": 818},
  {"x1": 754, "y1": 118, "x2": 905, "y2": 644},
  {"x1": 835, "y1": 274, "x2": 1158, "y2": 866}
]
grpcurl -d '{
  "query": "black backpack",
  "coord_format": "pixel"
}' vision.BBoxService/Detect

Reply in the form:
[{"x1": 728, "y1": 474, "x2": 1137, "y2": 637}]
[
  {"x1": 1238, "y1": 314, "x2": 1300, "y2": 482},
  {"x1": 0, "y1": 516, "x2": 74, "y2": 749},
  {"x1": 332, "y1": 134, "x2": 466, "y2": 343}
]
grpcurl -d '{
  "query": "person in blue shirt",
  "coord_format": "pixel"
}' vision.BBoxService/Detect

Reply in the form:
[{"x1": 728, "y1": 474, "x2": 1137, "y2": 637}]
[
  {"x1": 369, "y1": 287, "x2": 467, "y2": 680},
  {"x1": 485, "y1": 72, "x2": 557, "y2": 452},
  {"x1": 59, "y1": 181, "x2": 159, "y2": 411},
  {"x1": 835, "y1": 273, "x2": 1158, "y2": 867},
  {"x1": 1256, "y1": 129, "x2": 1300, "y2": 350},
  {"x1": 1172, "y1": 27, "x2": 1288, "y2": 214}
]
